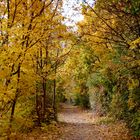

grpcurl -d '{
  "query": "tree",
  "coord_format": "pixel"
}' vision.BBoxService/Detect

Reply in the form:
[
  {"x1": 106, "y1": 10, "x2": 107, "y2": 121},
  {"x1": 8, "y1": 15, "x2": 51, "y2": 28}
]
[
  {"x1": 0, "y1": 0, "x2": 72, "y2": 138},
  {"x1": 76, "y1": 0, "x2": 140, "y2": 136}
]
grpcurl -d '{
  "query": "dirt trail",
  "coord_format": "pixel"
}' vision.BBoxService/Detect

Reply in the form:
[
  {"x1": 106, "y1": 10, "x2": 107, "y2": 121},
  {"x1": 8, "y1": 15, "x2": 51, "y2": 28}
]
[
  {"x1": 56, "y1": 103, "x2": 131, "y2": 140},
  {"x1": 58, "y1": 103, "x2": 95, "y2": 124},
  {"x1": 22, "y1": 104, "x2": 132, "y2": 140}
]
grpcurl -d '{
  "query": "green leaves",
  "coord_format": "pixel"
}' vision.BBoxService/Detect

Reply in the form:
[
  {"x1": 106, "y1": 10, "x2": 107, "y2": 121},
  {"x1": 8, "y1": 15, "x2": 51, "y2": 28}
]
[{"x1": 75, "y1": 0, "x2": 140, "y2": 138}]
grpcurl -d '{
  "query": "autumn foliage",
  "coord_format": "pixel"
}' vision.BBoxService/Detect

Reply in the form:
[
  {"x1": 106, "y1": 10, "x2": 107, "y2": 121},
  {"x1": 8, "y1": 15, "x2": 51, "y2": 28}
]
[{"x1": 0, "y1": 0, "x2": 140, "y2": 139}]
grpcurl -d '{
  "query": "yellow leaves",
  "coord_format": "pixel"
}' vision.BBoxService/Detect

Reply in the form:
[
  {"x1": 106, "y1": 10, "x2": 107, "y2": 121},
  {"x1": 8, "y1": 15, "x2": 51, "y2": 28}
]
[
  {"x1": 94, "y1": 60, "x2": 100, "y2": 66},
  {"x1": 9, "y1": 46, "x2": 23, "y2": 55},
  {"x1": 94, "y1": 44, "x2": 109, "y2": 58},
  {"x1": 128, "y1": 96, "x2": 136, "y2": 110},
  {"x1": 45, "y1": 64, "x2": 53, "y2": 72},
  {"x1": 48, "y1": 74, "x2": 56, "y2": 80},
  {"x1": 127, "y1": 90, "x2": 138, "y2": 110},
  {"x1": 0, "y1": 88, "x2": 16, "y2": 102},
  {"x1": 74, "y1": 87, "x2": 81, "y2": 93},
  {"x1": 5, "y1": 89, "x2": 16, "y2": 100},
  {"x1": 133, "y1": 37, "x2": 140, "y2": 44},
  {"x1": 130, "y1": 44, "x2": 136, "y2": 50},
  {"x1": 20, "y1": 67, "x2": 29, "y2": 74},
  {"x1": 0, "y1": 70, "x2": 9, "y2": 79},
  {"x1": 127, "y1": 78, "x2": 139, "y2": 91},
  {"x1": 129, "y1": 37, "x2": 140, "y2": 50},
  {"x1": 42, "y1": 64, "x2": 51, "y2": 73}
]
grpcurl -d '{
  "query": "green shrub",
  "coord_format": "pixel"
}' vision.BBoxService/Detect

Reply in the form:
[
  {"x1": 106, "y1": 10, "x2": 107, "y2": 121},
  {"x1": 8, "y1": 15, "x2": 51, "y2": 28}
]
[{"x1": 74, "y1": 93, "x2": 90, "y2": 108}]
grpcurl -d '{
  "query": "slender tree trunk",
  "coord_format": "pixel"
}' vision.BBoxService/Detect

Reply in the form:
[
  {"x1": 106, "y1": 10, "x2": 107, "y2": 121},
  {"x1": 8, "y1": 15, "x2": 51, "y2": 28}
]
[
  {"x1": 35, "y1": 93, "x2": 41, "y2": 125},
  {"x1": 7, "y1": 98, "x2": 17, "y2": 140},
  {"x1": 6, "y1": 0, "x2": 10, "y2": 45},
  {"x1": 42, "y1": 78, "x2": 46, "y2": 122},
  {"x1": 35, "y1": 51, "x2": 41, "y2": 125},
  {"x1": 52, "y1": 49, "x2": 59, "y2": 121},
  {"x1": 53, "y1": 78, "x2": 57, "y2": 121},
  {"x1": 39, "y1": 48, "x2": 45, "y2": 122},
  {"x1": 7, "y1": 65, "x2": 20, "y2": 140},
  {"x1": 42, "y1": 46, "x2": 48, "y2": 122}
]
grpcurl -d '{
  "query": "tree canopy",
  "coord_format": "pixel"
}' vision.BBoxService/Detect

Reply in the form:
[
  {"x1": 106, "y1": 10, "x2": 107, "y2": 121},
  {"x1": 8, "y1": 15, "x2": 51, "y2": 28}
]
[{"x1": 0, "y1": 0, "x2": 140, "y2": 139}]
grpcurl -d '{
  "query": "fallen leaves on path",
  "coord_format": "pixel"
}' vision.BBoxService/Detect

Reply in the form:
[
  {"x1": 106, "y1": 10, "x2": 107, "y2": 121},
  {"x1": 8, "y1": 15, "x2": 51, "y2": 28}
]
[{"x1": 13, "y1": 104, "x2": 134, "y2": 140}]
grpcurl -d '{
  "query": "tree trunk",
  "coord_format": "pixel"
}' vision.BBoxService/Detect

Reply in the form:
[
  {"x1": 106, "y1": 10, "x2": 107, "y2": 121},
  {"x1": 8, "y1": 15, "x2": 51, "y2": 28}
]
[
  {"x1": 6, "y1": 0, "x2": 10, "y2": 45},
  {"x1": 42, "y1": 78, "x2": 46, "y2": 122},
  {"x1": 52, "y1": 49, "x2": 59, "y2": 121},
  {"x1": 35, "y1": 93, "x2": 41, "y2": 126},
  {"x1": 7, "y1": 65, "x2": 20, "y2": 140},
  {"x1": 35, "y1": 51, "x2": 41, "y2": 125},
  {"x1": 53, "y1": 78, "x2": 57, "y2": 121}
]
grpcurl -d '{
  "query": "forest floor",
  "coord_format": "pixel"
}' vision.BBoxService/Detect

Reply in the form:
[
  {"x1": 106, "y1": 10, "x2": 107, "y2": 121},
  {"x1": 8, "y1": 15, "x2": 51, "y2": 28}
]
[{"x1": 18, "y1": 103, "x2": 133, "y2": 140}]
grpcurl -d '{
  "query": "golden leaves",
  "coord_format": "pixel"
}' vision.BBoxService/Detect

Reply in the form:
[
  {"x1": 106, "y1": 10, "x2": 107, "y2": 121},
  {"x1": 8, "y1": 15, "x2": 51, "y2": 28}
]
[
  {"x1": 129, "y1": 37, "x2": 140, "y2": 50},
  {"x1": 127, "y1": 78, "x2": 139, "y2": 91}
]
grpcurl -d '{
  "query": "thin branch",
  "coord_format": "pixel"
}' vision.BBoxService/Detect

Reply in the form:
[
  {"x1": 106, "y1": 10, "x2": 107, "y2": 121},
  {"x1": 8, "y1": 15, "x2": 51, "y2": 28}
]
[{"x1": 83, "y1": 0, "x2": 130, "y2": 48}]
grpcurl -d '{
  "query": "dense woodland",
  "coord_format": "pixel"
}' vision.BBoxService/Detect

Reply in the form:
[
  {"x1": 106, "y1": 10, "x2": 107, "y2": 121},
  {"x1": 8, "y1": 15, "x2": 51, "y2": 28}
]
[{"x1": 0, "y1": 0, "x2": 140, "y2": 139}]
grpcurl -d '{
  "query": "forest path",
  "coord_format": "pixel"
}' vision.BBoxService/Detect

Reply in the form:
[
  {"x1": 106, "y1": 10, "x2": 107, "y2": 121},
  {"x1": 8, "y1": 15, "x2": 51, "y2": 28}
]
[
  {"x1": 23, "y1": 103, "x2": 131, "y2": 140},
  {"x1": 56, "y1": 103, "x2": 102, "y2": 140},
  {"x1": 56, "y1": 103, "x2": 130, "y2": 140},
  {"x1": 58, "y1": 103, "x2": 96, "y2": 124}
]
